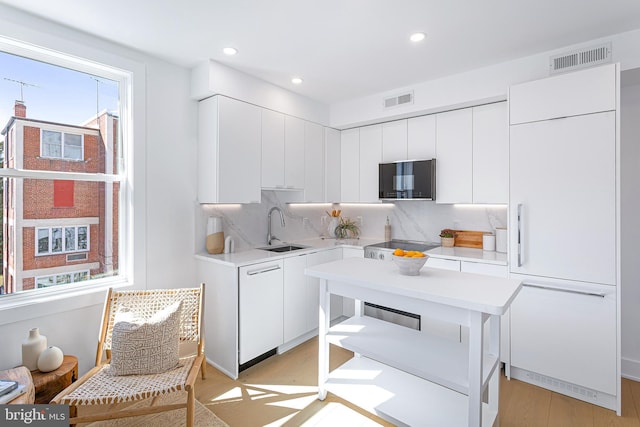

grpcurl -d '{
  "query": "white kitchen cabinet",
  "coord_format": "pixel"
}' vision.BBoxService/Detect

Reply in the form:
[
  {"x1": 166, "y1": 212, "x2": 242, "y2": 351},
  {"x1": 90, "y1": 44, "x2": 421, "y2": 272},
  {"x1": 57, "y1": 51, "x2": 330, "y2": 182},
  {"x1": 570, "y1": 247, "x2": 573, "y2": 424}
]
[
  {"x1": 283, "y1": 255, "x2": 310, "y2": 343},
  {"x1": 382, "y1": 119, "x2": 408, "y2": 162},
  {"x1": 358, "y1": 124, "x2": 382, "y2": 202},
  {"x1": 261, "y1": 108, "x2": 286, "y2": 189},
  {"x1": 304, "y1": 121, "x2": 324, "y2": 201},
  {"x1": 472, "y1": 102, "x2": 508, "y2": 204},
  {"x1": 340, "y1": 128, "x2": 360, "y2": 202},
  {"x1": 239, "y1": 260, "x2": 284, "y2": 364},
  {"x1": 461, "y1": 261, "x2": 508, "y2": 277},
  {"x1": 509, "y1": 63, "x2": 616, "y2": 125},
  {"x1": 510, "y1": 281, "x2": 617, "y2": 396},
  {"x1": 407, "y1": 114, "x2": 436, "y2": 160},
  {"x1": 198, "y1": 95, "x2": 262, "y2": 203},
  {"x1": 284, "y1": 116, "x2": 305, "y2": 189},
  {"x1": 426, "y1": 257, "x2": 460, "y2": 271},
  {"x1": 509, "y1": 112, "x2": 616, "y2": 285},
  {"x1": 324, "y1": 127, "x2": 341, "y2": 202},
  {"x1": 436, "y1": 108, "x2": 473, "y2": 204}
]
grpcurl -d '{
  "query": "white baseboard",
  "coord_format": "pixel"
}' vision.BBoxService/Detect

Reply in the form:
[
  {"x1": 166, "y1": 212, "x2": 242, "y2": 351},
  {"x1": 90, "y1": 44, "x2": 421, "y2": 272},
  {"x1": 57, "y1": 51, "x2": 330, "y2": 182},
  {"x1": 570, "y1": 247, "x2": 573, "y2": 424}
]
[{"x1": 622, "y1": 357, "x2": 640, "y2": 381}]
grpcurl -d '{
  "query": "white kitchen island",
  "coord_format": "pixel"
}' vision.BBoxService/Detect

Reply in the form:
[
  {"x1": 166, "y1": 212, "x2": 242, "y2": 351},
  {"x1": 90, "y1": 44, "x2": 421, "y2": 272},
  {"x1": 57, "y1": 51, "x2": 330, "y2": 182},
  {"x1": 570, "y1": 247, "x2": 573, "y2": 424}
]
[{"x1": 305, "y1": 257, "x2": 522, "y2": 427}]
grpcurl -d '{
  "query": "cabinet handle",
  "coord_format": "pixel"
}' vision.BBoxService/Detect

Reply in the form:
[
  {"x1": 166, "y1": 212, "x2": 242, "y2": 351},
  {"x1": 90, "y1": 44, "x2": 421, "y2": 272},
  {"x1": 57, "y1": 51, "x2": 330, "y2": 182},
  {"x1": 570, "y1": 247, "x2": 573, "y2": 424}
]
[
  {"x1": 517, "y1": 203, "x2": 525, "y2": 267},
  {"x1": 247, "y1": 265, "x2": 281, "y2": 276},
  {"x1": 523, "y1": 283, "x2": 606, "y2": 298}
]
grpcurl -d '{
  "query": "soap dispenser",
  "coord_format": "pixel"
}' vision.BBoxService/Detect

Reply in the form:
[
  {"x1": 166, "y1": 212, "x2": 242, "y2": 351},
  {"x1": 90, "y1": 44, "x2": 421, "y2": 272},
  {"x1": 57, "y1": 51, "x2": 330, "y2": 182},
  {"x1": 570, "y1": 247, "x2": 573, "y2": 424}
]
[{"x1": 385, "y1": 217, "x2": 392, "y2": 241}]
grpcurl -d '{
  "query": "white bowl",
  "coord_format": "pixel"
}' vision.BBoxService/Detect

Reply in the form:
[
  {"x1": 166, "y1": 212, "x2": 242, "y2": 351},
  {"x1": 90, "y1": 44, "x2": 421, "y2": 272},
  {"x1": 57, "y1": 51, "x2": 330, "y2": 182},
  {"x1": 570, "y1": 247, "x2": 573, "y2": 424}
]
[{"x1": 392, "y1": 254, "x2": 428, "y2": 276}]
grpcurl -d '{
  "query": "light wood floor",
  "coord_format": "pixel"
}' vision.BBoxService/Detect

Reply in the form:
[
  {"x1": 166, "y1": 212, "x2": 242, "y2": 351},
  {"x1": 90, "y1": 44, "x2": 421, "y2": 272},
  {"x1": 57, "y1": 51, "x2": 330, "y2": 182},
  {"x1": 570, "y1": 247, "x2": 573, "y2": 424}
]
[{"x1": 195, "y1": 338, "x2": 640, "y2": 427}]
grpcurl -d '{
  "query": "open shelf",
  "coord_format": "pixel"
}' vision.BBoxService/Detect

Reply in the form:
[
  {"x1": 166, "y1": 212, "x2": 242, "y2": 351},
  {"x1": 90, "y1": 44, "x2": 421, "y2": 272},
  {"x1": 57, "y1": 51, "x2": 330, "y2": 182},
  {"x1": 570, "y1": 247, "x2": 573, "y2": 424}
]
[
  {"x1": 326, "y1": 356, "x2": 498, "y2": 427},
  {"x1": 327, "y1": 315, "x2": 499, "y2": 395}
]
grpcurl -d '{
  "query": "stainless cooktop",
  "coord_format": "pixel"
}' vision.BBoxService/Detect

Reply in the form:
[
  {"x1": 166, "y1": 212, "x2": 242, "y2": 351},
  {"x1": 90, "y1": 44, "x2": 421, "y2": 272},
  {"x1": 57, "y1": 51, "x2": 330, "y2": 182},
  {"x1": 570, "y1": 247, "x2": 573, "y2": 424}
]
[{"x1": 365, "y1": 239, "x2": 440, "y2": 252}]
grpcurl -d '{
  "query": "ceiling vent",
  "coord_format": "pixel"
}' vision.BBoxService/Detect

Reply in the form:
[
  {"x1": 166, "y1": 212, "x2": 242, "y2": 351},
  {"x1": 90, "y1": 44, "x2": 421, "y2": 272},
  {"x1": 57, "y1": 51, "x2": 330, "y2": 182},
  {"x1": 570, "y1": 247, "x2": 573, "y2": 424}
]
[
  {"x1": 383, "y1": 91, "x2": 414, "y2": 109},
  {"x1": 549, "y1": 42, "x2": 612, "y2": 75}
]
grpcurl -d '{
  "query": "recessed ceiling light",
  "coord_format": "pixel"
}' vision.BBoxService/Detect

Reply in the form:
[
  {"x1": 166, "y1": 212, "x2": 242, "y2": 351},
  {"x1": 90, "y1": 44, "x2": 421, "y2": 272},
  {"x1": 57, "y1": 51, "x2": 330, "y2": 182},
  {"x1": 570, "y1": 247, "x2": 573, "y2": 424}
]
[
  {"x1": 291, "y1": 77, "x2": 303, "y2": 85},
  {"x1": 223, "y1": 47, "x2": 238, "y2": 55},
  {"x1": 410, "y1": 32, "x2": 426, "y2": 42}
]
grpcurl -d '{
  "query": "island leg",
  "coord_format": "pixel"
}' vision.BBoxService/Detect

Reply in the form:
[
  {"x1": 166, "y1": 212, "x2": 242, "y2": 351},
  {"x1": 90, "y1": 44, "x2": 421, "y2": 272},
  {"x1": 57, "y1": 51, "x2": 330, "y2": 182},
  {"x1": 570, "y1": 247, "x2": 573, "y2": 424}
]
[
  {"x1": 318, "y1": 278, "x2": 330, "y2": 400},
  {"x1": 468, "y1": 310, "x2": 484, "y2": 427}
]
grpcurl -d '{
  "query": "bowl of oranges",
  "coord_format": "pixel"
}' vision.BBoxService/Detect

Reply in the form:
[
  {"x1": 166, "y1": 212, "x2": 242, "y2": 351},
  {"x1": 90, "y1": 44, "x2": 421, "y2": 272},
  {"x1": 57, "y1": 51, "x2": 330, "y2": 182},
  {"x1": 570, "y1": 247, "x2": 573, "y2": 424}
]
[{"x1": 392, "y1": 248, "x2": 428, "y2": 276}]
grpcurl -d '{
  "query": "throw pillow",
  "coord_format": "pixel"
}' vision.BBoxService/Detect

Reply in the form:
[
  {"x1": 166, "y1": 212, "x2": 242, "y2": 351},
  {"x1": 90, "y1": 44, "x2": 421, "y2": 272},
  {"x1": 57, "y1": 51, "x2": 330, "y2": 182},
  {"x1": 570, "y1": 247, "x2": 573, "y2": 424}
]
[{"x1": 108, "y1": 300, "x2": 182, "y2": 376}]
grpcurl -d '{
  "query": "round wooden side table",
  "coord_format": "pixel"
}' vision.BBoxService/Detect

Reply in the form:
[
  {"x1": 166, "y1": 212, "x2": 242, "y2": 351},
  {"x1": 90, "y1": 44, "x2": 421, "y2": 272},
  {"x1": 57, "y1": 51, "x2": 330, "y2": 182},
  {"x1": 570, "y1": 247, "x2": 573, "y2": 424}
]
[
  {"x1": 0, "y1": 365, "x2": 35, "y2": 403},
  {"x1": 31, "y1": 355, "x2": 78, "y2": 404}
]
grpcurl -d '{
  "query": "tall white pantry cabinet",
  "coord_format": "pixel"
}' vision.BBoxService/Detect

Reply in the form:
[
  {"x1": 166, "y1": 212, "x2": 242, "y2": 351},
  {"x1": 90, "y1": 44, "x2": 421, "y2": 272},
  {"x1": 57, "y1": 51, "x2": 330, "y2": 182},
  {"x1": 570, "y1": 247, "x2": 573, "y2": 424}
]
[{"x1": 508, "y1": 63, "x2": 620, "y2": 413}]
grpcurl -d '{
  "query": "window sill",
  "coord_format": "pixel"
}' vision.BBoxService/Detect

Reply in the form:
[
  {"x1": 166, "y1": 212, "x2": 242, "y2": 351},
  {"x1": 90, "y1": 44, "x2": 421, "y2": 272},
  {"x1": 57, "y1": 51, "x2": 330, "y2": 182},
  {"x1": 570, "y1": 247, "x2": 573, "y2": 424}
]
[{"x1": 0, "y1": 278, "x2": 135, "y2": 326}]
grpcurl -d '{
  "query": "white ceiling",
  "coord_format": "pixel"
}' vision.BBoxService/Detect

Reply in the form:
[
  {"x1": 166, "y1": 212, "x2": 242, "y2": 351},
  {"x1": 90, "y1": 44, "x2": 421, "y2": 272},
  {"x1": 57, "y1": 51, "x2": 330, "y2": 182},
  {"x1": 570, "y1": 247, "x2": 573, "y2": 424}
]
[{"x1": 2, "y1": 0, "x2": 640, "y2": 105}]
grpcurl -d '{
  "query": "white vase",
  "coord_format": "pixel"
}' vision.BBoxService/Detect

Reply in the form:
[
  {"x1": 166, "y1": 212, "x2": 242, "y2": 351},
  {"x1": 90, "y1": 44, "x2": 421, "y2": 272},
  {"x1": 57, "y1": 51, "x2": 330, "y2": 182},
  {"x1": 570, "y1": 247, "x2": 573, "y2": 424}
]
[
  {"x1": 328, "y1": 217, "x2": 339, "y2": 238},
  {"x1": 37, "y1": 346, "x2": 64, "y2": 372},
  {"x1": 22, "y1": 327, "x2": 47, "y2": 371}
]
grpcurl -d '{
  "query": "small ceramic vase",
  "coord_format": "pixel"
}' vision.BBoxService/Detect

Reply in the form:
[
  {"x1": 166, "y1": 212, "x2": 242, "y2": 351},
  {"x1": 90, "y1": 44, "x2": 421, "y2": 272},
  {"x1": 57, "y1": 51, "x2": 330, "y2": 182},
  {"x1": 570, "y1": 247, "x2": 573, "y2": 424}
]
[
  {"x1": 22, "y1": 327, "x2": 47, "y2": 371},
  {"x1": 37, "y1": 346, "x2": 64, "y2": 372}
]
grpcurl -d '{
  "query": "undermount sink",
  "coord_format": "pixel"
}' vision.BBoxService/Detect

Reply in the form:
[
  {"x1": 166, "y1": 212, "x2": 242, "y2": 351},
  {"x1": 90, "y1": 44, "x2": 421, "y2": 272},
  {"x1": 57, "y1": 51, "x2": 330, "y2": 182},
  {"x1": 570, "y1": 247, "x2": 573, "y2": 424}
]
[{"x1": 258, "y1": 244, "x2": 309, "y2": 253}]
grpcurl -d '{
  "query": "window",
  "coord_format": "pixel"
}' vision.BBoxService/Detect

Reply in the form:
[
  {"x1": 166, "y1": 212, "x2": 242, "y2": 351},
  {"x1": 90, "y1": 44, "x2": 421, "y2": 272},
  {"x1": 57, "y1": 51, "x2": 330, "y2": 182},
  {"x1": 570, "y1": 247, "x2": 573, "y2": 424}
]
[
  {"x1": 36, "y1": 270, "x2": 90, "y2": 288},
  {"x1": 41, "y1": 130, "x2": 84, "y2": 160},
  {"x1": 0, "y1": 38, "x2": 130, "y2": 298},
  {"x1": 36, "y1": 226, "x2": 89, "y2": 255}
]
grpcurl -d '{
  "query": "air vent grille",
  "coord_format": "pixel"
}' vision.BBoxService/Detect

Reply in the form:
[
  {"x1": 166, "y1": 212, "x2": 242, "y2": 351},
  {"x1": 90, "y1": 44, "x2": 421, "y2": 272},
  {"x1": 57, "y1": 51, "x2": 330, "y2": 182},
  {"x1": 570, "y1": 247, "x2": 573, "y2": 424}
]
[
  {"x1": 67, "y1": 253, "x2": 88, "y2": 262},
  {"x1": 383, "y1": 91, "x2": 414, "y2": 109},
  {"x1": 549, "y1": 43, "x2": 612, "y2": 75}
]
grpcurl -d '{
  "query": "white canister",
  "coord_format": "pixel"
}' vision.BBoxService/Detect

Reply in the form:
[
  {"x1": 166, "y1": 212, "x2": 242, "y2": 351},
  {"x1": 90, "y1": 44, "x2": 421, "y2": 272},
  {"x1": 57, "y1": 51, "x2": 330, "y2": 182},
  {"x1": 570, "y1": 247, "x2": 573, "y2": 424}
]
[
  {"x1": 22, "y1": 327, "x2": 47, "y2": 371},
  {"x1": 482, "y1": 234, "x2": 496, "y2": 251},
  {"x1": 495, "y1": 227, "x2": 507, "y2": 253}
]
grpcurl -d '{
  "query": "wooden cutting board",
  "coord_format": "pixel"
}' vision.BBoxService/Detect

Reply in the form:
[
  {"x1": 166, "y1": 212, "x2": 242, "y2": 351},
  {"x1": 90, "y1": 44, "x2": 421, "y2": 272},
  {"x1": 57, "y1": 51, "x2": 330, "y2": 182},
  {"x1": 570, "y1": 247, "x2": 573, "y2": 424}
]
[{"x1": 451, "y1": 230, "x2": 487, "y2": 249}]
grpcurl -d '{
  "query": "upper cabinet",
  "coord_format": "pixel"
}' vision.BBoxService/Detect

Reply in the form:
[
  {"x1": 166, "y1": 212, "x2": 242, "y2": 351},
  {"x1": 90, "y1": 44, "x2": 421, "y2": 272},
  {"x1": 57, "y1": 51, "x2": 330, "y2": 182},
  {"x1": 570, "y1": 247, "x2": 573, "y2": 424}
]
[
  {"x1": 340, "y1": 128, "x2": 360, "y2": 202},
  {"x1": 509, "y1": 64, "x2": 616, "y2": 125},
  {"x1": 472, "y1": 102, "x2": 508, "y2": 204},
  {"x1": 262, "y1": 111, "x2": 305, "y2": 190},
  {"x1": 436, "y1": 108, "x2": 473, "y2": 204},
  {"x1": 358, "y1": 124, "x2": 383, "y2": 202},
  {"x1": 407, "y1": 114, "x2": 436, "y2": 160},
  {"x1": 382, "y1": 120, "x2": 408, "y2": 162},
  {"x1": 325, "y1": 127, "x2": 342, "y2": 202},
  {"x1": 304, "y1": 122, "x2": 325, "y2": 202},
  {"x1": 436, "y1": 102, "x2": 508, "y2": 204},
  {"x1": 284, "y1": 116, "x2": 305, "y2": 190},
  {"x1": 198, "y1": 95, "x2": 262, "y2": 204}
]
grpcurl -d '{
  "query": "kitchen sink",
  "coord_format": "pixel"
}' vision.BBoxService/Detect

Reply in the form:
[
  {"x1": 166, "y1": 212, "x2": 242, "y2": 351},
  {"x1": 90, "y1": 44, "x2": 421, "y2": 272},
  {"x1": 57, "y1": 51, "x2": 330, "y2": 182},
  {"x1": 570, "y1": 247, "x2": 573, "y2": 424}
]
[{"x1": 258, "y1": 244, "x2": 309, "y2": 253}]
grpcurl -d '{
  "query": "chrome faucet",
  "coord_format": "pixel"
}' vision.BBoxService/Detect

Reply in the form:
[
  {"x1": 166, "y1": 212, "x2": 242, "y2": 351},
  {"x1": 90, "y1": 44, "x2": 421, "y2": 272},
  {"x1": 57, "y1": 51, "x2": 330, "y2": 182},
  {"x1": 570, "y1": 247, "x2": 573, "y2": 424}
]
[{"x1": 267, "y1": 206, "x2": 285, "y2": 245}]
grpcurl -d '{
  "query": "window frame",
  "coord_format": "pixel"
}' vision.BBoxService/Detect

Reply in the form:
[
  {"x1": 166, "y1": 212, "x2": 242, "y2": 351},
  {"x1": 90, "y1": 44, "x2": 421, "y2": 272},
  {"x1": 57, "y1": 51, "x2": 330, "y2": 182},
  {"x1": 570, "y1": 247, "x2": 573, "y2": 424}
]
[
  {"x1": 36, "y1": 269, "x2": 90, "y2": 289},
  {"x1": 40, "y1": 129, "x2": 85, "y2": 161},
  {"x1": 35, "y1": 225, "x2": 90, "y2": 256},
  {"x1": 0, "y1": 32, "x2": 142, "y2": 319}
]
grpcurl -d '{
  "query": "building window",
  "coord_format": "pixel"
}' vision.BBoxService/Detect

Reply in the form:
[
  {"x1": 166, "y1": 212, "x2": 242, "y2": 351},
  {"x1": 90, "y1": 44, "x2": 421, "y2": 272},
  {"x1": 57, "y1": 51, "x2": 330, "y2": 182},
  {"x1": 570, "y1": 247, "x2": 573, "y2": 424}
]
[
  {"x1": 41, "y1": 130, "x2": 84, "y2": 160},
  {"x1": 36, "y1": 270, "x2": 90, "y2": 288},
  {"x1": 36, "y1": 226, "x2": 89, "y2": 256},
  {"x1": 0, "y1": 38, "x2": 129, "y2": 297}
]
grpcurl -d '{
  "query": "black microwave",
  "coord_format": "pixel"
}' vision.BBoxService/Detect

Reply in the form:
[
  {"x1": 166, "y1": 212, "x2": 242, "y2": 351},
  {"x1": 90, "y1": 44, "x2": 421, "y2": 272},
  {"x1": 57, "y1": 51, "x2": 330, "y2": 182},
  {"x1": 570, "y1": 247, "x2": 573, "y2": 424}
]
[{"x1": 379, "y1": 159, "x2": 436, "y2": 200}]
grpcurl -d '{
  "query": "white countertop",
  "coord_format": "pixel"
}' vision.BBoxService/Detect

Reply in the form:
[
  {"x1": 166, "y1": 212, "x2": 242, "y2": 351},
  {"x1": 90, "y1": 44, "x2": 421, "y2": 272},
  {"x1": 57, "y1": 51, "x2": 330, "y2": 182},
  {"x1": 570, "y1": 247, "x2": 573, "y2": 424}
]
[
  {"x1": 426, "y1": 246, "x2": 508, "y2": 266},
  {"x1": 306, "y1": 257, "x2": 521, "y2": 315}
]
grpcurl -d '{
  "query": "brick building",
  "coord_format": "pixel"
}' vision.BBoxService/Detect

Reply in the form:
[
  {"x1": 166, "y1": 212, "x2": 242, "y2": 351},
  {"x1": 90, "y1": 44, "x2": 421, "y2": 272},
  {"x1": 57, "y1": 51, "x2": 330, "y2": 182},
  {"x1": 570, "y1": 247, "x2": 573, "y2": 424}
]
[{"x1": 0, "y1": 101, "x2": 119, "y2": 294}]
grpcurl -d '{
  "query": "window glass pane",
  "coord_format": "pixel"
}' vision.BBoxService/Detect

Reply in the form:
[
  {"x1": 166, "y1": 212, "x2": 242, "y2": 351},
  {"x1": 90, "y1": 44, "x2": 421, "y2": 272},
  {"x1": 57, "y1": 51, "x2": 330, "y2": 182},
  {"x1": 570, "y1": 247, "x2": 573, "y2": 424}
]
[
  {"x1": 65, "y1": 227, "x2": 76, "y2": 251},
  {"x1": 77, "y1": 227, "x2": 88, "y2": 250},
  {"x1": 36, "y1": 276, "x2": 55, "y2": 288},
  {"x1": 73, "y1": 271, "x2": 88, "y2": 282},
  {"x1": 51, "y1": 227, "x2": 63, "y2": 252},
  {"x1": 63, "y1": 134, "x2": 82, "y2": 160},
  {"x1": 42, "y1": 130, "x2": 62, "y2": 158},
  {"x1": 37, "y1": 229, "x2": 49, "y2": 254},
  {"x1": 56, "y1": 274, "x2": 71, "y2": 285}
]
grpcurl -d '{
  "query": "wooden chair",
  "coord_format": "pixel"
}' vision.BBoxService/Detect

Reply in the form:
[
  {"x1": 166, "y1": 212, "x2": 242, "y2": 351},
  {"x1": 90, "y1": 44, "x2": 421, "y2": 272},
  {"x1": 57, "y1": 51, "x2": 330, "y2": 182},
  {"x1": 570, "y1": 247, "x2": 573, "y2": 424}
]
[{"x1": 51, "y1": 284, "x2": 206, "y2": 426}]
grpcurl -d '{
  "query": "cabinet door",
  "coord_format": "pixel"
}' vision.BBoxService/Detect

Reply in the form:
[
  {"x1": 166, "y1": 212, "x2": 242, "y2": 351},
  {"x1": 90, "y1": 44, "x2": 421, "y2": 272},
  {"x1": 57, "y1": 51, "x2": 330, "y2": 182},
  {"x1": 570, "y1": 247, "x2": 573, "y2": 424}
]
[
  {"x1": 472, "y1": 102, "x2": 508, "y2": 203},
  {"x1": 340, "y1": 129, "x2": 360, "y2": 202},
  {"x1": 510, "y1": 282, "x2": 617, "y2": 394},
  {"x1": 436, "y1": 108, "x2": 472, "y2": 204},
  {"x1": 359, "y1": 124, "x2": 382, "y2": 202},
  {"x1": 283, "y1": 255, "x2": 309, "y2": 343},
  {"x1": 382, "y1": 119, "x2": 407, "y2": 162},
  {"x1": 304, "y1": 122, "x2": 324, "y2": 202},
  {"x1": 239, "y1": 261, "x2": 284, "y2": 364},
  {"x1": 408, "y1": 114, "x2": 436, "y2": 160},
  {"x1": 325, "y1": 128, "x2": 341, "y2": 202},
  {"x1": 509, "y1": 112, "x2": 616, "y2": 284},
  {"x1": 198, "y1": 96, "x2": 262, "y2": 203},
  {"x1": 425, "y1": 257, "x2": 460, "y2": 271},
  {"x1": 261, "y1": 109, "x2": 285, "y2": 188},
  {"x1": 284, "y1": 116, "x2": 305, "y2": 189},
  {"x1": 509, "y1": 63, "x2": 616, "y2": 125}
]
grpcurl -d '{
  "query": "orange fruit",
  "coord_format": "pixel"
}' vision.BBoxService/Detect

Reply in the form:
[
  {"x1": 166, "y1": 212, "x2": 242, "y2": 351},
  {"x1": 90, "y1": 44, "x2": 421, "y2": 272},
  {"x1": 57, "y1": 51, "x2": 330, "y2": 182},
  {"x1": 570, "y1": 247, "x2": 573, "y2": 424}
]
[{"x1": 393, "y1": 248, "x2": 405, "y2": 256}]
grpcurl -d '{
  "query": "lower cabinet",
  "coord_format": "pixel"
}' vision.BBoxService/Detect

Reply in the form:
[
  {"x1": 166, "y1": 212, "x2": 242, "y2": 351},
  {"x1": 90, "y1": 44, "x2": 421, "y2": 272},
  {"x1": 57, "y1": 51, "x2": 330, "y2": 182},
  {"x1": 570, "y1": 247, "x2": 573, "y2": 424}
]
[
  {"x1": 239, "y1": 260, "x2": 284, "y2": 364},
  {"x1": 510, "y1": 281, "x2": 617, "y2": 396}
]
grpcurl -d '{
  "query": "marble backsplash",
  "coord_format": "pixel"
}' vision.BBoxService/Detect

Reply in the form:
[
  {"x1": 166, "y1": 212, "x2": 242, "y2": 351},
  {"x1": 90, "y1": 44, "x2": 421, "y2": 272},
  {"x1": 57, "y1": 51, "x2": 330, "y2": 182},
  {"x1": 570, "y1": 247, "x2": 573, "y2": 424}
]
[{"x1": 197, "y1": 190, "x2": 508, "y2": 253}]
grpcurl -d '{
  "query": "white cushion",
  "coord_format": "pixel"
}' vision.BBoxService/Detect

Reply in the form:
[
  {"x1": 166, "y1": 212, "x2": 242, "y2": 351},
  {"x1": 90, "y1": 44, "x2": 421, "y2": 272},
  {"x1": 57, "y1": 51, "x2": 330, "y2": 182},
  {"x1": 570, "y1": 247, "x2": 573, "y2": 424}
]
[{"x1": 108, "y1": 301, "x2": 182, "y2": 376}]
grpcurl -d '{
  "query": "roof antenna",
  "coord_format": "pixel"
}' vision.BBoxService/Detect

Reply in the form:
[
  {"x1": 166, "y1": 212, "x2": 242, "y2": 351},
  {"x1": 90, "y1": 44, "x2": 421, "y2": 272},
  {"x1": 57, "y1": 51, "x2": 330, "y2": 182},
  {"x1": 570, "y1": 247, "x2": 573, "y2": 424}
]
[
  {"x1": 89, "y1": 76, "x2": 103, "y2": 128},
  {"x1": 3, "y1": 77, "x2": 39, "y2": 102}
]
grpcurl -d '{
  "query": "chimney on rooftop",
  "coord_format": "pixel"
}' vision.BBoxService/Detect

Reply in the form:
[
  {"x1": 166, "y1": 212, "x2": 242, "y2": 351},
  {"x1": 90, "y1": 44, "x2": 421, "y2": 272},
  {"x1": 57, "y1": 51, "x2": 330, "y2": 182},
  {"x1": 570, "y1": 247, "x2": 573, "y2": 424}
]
[{"x1": 14, "y1": 100, "x2": 26, "y2": 118}]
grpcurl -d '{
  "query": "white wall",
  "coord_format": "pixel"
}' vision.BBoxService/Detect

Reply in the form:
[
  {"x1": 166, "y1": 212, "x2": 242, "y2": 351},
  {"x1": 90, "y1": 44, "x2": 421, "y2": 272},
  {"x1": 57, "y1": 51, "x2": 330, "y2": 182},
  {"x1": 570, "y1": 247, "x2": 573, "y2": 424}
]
[
  {"x1": 331, "y1": 29, "x2": 640, "y2": 129},
  {"x1": 621, "y1": 82, "x2": 640, "y2": 380},
  {"x1": 0, "y1": 5, "x2": 197, "y2": 375}
]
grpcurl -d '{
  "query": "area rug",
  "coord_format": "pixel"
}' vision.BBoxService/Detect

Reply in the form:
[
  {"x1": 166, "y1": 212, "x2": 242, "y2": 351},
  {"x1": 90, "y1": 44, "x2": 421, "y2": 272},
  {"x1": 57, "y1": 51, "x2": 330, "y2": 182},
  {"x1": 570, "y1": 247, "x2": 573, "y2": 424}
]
[{"x1": 85, "y1": 392, "x2": 229, "y2": 427}]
